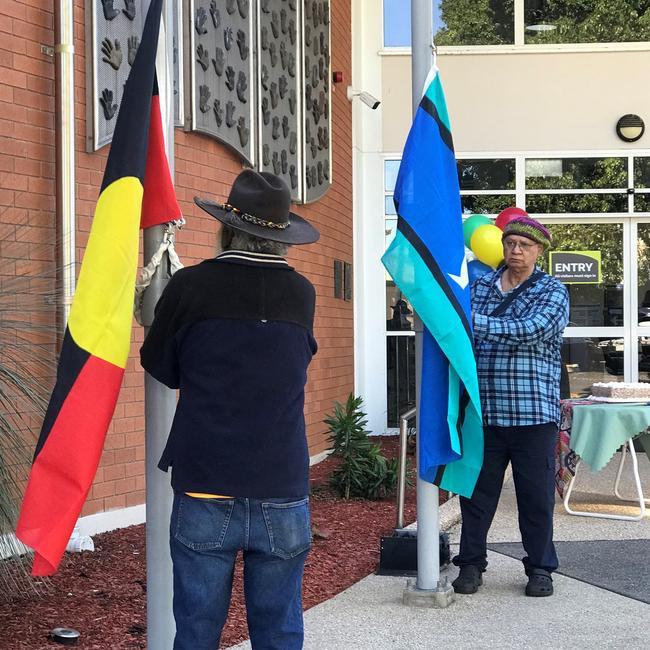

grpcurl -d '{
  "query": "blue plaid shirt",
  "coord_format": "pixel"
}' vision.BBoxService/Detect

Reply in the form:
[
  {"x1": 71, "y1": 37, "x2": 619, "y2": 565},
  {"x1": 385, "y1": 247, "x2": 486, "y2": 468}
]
[{"x1": 471, "y1": 266, "x2": 569, "y2": 427}]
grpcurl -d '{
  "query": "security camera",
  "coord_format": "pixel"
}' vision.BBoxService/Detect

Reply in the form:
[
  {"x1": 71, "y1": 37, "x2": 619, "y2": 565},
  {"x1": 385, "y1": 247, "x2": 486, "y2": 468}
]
[{"x1": 346, "y1": 87, "x2": 381, "y2": 110}]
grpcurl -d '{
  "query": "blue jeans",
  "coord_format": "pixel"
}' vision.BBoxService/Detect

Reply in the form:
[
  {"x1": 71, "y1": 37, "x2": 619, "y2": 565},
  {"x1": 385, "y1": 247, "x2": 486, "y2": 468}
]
[{"x1": 170, "y1": 493, "x2": 311, "y2": 650}]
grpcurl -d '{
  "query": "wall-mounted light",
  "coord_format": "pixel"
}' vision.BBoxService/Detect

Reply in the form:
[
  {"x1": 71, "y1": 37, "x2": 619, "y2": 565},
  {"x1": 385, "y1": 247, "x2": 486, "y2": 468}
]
[
  {"x1": 616, "y1": 114, "x2": 645, "y2": 142},
  {"x1": 346, "y1": 87, "x2": 381, "y2": 110}
]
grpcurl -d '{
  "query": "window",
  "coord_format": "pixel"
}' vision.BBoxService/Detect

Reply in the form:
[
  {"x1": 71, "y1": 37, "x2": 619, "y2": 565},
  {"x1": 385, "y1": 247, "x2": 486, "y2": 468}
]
[
  {"x1": 459, "y1": 158, "x2": 516, "y2": 215},
  {"x1": 384, "y1": 1, "x2": 650, "y2": 48},
  {"x1": 525, "y1": 157, "x2": 630, "y2": 215},
  {"x1": 383, "y1": 1, "x2": 482, "y2": 47},
  {"x1": 524, "y1": 0, "x2": 650, "y2": 44}
]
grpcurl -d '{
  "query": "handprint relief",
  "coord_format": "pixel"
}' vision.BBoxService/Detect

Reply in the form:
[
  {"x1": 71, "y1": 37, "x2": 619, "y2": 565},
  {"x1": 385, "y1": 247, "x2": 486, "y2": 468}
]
[
  {"x1": 101, "y1": 38, "x2": 122, "y2": 71},
  {"x1": 209, "y1": 1, "x2": 220, "y2": 28},
  {"x1": 224, "y1": 27, "x2": 233, "y2": 51},
  {"x1": 237, "y1": 117, "x2": 249, "y2": 147},
  {"x1": 212, "y1": 47, "x2": 225, "y2": 76},
  {"x1": 261, "y1": 97, "x2": 270, "y2": 125},
  {"x1": 213, "y1": 99, "x2": 223, "y2": 126},
  {"x1": 199, "y1": 85, "x2": 211, "y2": 113},
  {"x1": 225, "y1": 101, "x2": 236, "y2": 128},
  {"x1": 225, "y1": 66, "x2": 235, "y2": 91},
  {"x1": 195, "y1": 6, "x2": 208, "y2": 35},
  {"x1": 236, "y1": 30, "x2": 248, "y2": 61},
  {"x1": 122, "y1": 0, "x2": 136, "y2": 21},
  {"x1": 196, "y1": 44, "x2": 209, "y2": 71},
  {"x1": 101, "y1": 0, "x2": 119, "y2": 21},
  {"x1": 99, "y1": 88, "x2": 117, "y2": 120},
  {"x1": 236, "y1": 72, "x2": 248, "y2": 103},
  {"x1": 127, "y1": 35, "x2": 139, "y2": 67}
]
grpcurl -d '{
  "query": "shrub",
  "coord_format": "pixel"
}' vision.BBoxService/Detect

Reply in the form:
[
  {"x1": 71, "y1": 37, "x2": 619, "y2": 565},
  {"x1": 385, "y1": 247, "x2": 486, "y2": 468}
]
[{"x1": 324, "y1": 394, "x2": 399, "y2": 500}]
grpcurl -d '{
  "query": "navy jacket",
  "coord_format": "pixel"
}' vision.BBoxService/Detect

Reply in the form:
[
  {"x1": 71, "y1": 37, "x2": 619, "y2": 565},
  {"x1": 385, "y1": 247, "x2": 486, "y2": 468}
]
[{"x1": 140, "y1": 250, "x2": 317, "y2": 497}]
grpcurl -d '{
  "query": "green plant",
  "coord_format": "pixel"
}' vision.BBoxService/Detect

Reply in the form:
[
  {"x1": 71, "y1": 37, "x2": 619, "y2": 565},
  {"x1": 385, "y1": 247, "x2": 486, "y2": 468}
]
[{"x1": 325, "y1": 394, "x2": 399, "y2": 500}]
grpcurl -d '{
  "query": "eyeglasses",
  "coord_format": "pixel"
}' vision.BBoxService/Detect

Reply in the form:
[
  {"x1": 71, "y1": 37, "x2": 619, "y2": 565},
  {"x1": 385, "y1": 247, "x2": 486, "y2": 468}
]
[{"x1": 503, "y1": 239, "x2": 537, "y2": 252}]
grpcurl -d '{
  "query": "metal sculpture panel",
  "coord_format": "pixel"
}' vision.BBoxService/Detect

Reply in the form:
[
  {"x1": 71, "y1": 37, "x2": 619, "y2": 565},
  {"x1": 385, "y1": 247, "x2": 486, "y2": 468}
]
[
  {"x1": 90, "y1": 0, "x2": 152, "y2": 150},
  {"x1": 189, "y1": 0, "x2": 255, "y2": 165},
  {"x1": 257, "y1": 0, "x2": 301, "y2": 201},
  {"x1": 301, "y1": 0, "x2": 331, "y2": 203}
]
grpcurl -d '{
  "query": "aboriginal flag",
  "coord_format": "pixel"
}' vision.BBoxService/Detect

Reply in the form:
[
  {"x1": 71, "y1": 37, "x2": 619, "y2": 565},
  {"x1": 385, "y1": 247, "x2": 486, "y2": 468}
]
[{"x1": 16, "y1": 0, "x2": 180, "y2": 575}]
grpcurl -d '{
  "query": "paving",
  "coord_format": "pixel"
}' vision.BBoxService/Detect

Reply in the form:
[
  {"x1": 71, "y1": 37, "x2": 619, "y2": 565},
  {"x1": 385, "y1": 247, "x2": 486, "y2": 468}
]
[{"x1": 232, "y1": 452, "x2": 650, "y2": 649}]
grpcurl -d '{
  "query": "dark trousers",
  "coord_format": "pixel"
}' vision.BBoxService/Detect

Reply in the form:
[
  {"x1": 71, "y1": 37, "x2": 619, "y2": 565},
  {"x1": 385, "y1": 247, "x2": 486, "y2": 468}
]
[{"x1": 454, "y1": 423, "x2": 559, "y2": 574}]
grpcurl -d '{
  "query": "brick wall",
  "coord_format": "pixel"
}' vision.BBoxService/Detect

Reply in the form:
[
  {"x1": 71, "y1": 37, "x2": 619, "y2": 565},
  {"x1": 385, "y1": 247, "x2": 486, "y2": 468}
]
[{"x1": 1, "y1": 0, "x2": 353, "y2": 519}]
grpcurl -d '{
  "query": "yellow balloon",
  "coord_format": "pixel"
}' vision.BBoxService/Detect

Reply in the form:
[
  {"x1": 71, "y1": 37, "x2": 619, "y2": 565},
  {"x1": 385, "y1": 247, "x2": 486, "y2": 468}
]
[{"x1": 470, "y1": 224, "x2": 504, "y2": 269}]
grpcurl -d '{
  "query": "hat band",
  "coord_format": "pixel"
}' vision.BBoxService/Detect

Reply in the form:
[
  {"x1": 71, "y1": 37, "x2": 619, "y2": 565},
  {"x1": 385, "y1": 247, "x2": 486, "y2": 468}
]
[{"x1": 222, "y1": 203, "x2": 290, "y2": 230}]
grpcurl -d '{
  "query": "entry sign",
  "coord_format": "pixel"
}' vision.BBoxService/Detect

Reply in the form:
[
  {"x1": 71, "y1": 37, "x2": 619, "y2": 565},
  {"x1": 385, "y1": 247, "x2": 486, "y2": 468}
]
[{"x1": 549, "y1": 251, "x2": 601, "y2": 284}]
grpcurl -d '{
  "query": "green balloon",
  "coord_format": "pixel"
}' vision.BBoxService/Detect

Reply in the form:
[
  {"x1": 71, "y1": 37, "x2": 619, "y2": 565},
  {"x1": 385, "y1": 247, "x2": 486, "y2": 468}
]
[{"x1": 462, "y1": 214, "x2": 493, "y2": 248}]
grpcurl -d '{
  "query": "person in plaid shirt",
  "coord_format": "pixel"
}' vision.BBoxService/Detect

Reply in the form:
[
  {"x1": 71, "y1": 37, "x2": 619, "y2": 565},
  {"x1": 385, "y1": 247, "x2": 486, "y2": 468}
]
[{"x1": 452, "y1": 216, "x2": 569, "y2": 599}]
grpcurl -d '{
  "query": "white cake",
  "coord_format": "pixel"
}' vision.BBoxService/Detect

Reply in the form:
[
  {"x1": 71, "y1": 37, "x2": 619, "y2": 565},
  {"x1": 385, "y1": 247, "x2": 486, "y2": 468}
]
[{"x1": 590, "y1": 381, "x2": 650, "y2": 400}]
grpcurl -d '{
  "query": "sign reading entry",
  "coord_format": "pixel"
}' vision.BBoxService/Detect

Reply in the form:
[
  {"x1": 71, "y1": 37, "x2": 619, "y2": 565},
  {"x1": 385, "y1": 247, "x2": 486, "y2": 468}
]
[{"x1": 550, "y1": 251, "x2": 601, "y2": 284}]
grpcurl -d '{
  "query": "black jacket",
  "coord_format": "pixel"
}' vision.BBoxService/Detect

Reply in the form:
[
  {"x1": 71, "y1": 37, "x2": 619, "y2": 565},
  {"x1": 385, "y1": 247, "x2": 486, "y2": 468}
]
[{"x1": 140, "y1": 250, "x2": 317, "y2": 497}]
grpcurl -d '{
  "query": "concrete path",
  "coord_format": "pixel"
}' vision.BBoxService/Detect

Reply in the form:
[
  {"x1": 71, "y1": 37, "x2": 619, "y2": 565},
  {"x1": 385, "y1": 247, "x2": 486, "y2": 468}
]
[{"x1": 232, "y1": 453, "x2": 650, "y2": 649}]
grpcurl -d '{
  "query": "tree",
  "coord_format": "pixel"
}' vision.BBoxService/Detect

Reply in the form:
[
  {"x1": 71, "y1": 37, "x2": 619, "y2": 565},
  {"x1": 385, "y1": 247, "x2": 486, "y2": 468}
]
[{"x1": 435, "y1": 0, "x2": 650, "y2": 45}]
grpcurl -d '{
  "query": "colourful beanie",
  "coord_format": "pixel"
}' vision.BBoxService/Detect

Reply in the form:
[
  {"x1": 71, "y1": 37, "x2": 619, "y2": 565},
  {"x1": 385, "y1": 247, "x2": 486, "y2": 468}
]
[{"x1": 502, "y1": 216, "x2": 552, "y2": 250}]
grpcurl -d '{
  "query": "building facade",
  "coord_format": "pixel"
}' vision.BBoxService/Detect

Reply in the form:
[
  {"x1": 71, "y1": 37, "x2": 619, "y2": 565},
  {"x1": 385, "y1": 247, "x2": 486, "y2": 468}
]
[
  {"x1": 353, "y1": 0, "x2": 650, "y2": 434},
  {"x1": 1, "y1": 0, "x2": 353, "y2": 532}
]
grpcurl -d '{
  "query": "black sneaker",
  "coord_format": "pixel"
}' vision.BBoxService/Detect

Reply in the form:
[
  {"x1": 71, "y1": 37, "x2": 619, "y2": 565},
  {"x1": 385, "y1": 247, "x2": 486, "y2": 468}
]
[{"x1": 452, "y1": 565, "x2": 483, "y2": 594}]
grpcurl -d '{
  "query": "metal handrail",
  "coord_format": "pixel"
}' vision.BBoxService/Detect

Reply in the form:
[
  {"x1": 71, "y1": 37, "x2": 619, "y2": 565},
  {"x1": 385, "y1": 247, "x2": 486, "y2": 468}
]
[{"x1": 396, "y1": 406, "x2": 416, "y2": 529}]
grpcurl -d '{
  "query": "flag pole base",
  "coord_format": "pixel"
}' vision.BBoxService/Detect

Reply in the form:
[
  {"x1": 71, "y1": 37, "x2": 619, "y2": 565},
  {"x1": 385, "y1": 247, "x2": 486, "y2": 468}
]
[
  {"x1": 377, "y1": 529, "x2": 450, "y2": 576},
  {"x1": 402, "y1": 578, "x2": 455, "y2": 608}
]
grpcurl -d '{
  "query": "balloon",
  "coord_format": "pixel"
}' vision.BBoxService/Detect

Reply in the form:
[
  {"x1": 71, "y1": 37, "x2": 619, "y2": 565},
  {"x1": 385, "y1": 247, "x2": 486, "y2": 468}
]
[
  {"x1": 470, "y1": 224, "x2": 504, "y2": 268},
  {"x1": 468, "y1": 259, "x2": 493, "y2": 284},
  {"x1": 495, "y1": 206, "x2": 528, "y2": 231},
  {"x1": 462, "y1": 214, "x2": 492, "y2": 248}
]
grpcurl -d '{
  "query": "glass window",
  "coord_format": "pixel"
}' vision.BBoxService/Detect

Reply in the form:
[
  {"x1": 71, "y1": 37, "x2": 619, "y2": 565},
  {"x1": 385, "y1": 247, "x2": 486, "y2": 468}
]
[
  {"x1": 526, "y1": 158, "x2": 628, "y2": 190},
  {"x1": 386, "y1": 335, "x2": 416, "y2": 427},
  {"x1": 543, "y1": 223, "x2": 624, "y2": 327},
  {"x1": 458, "y1": 159, "x2": 515, "y2": 191},
  {"x1": 461, "y1": 195, "x2": 516, "y2": 215},
  {"x1": 385, "y1": 196, "x2": 397, "y2": 216},
  {"x1": 635, "y1": 194, "x2": 650, "y2": 213},
  {"x1": 434, "y1": 0, "x2": 514, "y2": 45},
  {"x1": 638, "y1": 339, "x2": 650, "y2": 383},
  {"x1": 562, "y1": 337, "x2": 624, "y2": 398},
  {"x1": 637, "y1": 223, "x2": 650, "y2": 325},
  {"x1": 384, "y1": 1, "x2": 513, "y2": 47},
  {"x1": 634, "y1": 158, "x2": 650, "y2": 188},
  {"x1": 385, "y1": 160, "x2": 400, "y2": 192},
  {"x1": 526, "y1": 194, "x2": 628, "y2": 214},
  {"x1": 524, "y1": 0, "x2": 650, "y2": 44}
]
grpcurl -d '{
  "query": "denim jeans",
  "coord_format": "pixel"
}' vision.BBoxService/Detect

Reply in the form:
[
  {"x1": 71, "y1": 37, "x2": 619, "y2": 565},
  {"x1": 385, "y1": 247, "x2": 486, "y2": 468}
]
[{"x1": 170, "y1": 492, "x2": 311, "y2": 650}]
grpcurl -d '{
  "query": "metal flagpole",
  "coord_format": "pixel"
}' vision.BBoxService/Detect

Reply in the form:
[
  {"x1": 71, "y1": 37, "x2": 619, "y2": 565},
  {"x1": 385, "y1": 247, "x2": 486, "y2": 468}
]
[
  {"x1": 402, "y1": 0, "x2": 454, "y2": 608},
  {"x1": 142, "y1": 1, "x2": 176, "y2": 646}
]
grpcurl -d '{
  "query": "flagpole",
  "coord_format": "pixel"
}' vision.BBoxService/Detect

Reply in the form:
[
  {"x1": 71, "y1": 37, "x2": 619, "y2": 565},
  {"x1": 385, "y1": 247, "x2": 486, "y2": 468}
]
[
  {"x1": 142, "y1": 1, "x2": 176, "y2": 646},
  {"x1": 403, "y1": 0, "x2": 454, "y2": 607}
]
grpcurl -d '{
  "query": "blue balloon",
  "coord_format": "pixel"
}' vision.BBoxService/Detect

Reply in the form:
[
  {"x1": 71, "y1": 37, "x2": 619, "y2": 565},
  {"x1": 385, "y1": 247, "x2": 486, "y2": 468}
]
[{"x1": 468, "y1": 259, "x2": 492, "y2": 284}]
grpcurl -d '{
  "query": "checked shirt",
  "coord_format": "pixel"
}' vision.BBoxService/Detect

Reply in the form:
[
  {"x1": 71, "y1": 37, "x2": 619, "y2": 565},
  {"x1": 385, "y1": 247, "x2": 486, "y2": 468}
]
[{"x1": 471, "y1": 266, "x2": 569, "y2": 427}]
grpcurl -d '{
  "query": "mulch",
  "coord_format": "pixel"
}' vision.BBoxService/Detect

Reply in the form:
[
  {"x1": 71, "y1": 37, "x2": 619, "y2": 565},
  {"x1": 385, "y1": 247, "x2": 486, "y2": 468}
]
[{"x1": 0, "y1": 437, "x2": 446, "y2": 649}]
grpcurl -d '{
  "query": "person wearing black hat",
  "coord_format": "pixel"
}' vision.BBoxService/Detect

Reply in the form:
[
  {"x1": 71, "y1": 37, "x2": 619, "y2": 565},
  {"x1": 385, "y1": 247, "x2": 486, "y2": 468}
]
[{"x1": 140, "y1": 170, "x2": 319, "y2": 650}]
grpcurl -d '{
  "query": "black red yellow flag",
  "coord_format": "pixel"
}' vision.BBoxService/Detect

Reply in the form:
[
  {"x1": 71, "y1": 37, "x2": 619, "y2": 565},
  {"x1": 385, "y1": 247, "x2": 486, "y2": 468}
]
[{"x1": 16, "y1": 0, "x2": 180, "y2": 575}]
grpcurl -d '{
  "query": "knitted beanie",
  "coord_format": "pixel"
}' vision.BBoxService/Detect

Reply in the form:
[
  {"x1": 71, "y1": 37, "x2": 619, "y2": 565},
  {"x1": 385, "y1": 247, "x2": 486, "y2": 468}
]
[{"x1": 502, "y1": 216, "x2": 552, "y2": 249}]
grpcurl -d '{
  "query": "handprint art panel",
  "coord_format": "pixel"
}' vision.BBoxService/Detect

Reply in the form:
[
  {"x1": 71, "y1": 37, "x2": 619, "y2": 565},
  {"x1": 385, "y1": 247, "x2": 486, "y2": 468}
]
[
  {"x1": 188, "y1": 0, "x2": 255, "y2": 165},
  {"x1": 257, "y1": 0, "x2": 301, "y2": 200},
  {"x1": 302, "y1": 0, "x2": 332, "y2": 203},
  {"x1": 90, "y1": 0, "x2": 153, "y2": 149}
]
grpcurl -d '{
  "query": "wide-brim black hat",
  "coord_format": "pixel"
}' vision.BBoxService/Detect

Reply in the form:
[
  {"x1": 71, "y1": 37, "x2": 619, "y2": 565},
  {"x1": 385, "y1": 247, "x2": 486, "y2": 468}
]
[{"x1": 194, "y1": 170, "x2": 320, "y2": 245}]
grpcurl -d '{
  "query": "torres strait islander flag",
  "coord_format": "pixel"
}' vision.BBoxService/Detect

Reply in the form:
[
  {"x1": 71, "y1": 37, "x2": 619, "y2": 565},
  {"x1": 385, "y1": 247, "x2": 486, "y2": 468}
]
[
  {"x1": 16, "y1": 0, "x2": 180, "y2": 575},
  {"x1": 381, "y1": 65, "x2": 483, "y2": 498}
]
